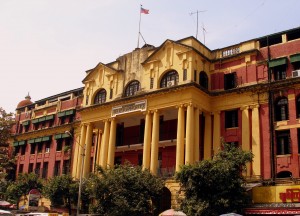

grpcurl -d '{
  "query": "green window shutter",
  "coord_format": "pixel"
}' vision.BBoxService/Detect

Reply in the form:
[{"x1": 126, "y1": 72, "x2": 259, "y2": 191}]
[
  {"x1": 290, "y1": 54, "x2": 300, "y2": 63},
  {"x1": 38, "y1": 117, "x2": 46, "y2": 122},
  {"x1": 269, "y1": 57, "x2": 287, "y2": 68},
  {"x1": 22, "y1": 120, "x2": 30, "y2": 126},
  {"x1": 65, "y1": 109, "x2": 75, "y2": 116},
  {"x1": 62, "y1": 133, "x2": 71, "y2": 138},
  {"x1": 28, "y1": 139, "x2": 35, "y2": 144},
  {"x1": 46, "y1": 115, "x2": 54, "y2": 120},
  {"x1": 32, "y1": 119, "x2": 39, "y2": 124},
  {"x1": 18, "y1": 141, "x2": 25, "y2": 146},
  {"x1": 42, "y1": 136, "x2": 51, "y2": 141},
  {"x1": 58, "y1": 111, "x2": 66, "y2": 118},
  {"x1": 35, "y1": 137, "x2": 42, "y2": 143},
  {"x1": 13, "y1": 142, "x2": 19, "y2": 147},
  {"x1": 54, "y1": 134, "x2": 62, "y2": 139}
]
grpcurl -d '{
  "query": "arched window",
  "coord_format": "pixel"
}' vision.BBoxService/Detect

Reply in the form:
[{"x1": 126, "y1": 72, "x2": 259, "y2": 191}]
[
  {"x1": 296, "y1": 96, "x2": 300, "y2": 118},
  {"x1": 199, "y1": 71, "x2": 208, "y2": 89},
  {"x1": 93, "y1": 89, "x2": 106, "y2": 105},
  {"x1": 160, "y1": 70, "x2": 179, "y2": 88},
  {"x1": 276, "y1": 171, "x2": 292, "y2": 178},
  {"x1": 275, "y1": 97, "x2": 289, "y2": 121},
  {"x1": 124, "y1": 80, "x2": 140, "y2": 97}
]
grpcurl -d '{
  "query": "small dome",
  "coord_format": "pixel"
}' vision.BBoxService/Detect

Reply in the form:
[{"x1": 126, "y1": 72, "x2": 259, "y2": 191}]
[{"x1": 17, "y1": 94, "x2": 33, "y2": 109}]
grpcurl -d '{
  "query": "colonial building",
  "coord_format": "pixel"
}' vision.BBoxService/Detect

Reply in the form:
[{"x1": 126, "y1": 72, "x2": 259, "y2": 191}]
[{"x1": 12, "y1": 26, "x2": 300, "y2": 214}]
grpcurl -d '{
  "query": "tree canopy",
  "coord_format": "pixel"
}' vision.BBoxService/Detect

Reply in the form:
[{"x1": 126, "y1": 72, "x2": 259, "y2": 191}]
[
  {"x1": 176, "y1": 143, "x2": 253, "y2": 216},
  {"x1": 0, "y1": 107, "x2": 15, "y2": 180},
  {"x1": 87, "y1": 163, "x2": 165, "y2": 216},
  {"x1": 6, "y1": 173, "x2": 43, "y2": 207}
]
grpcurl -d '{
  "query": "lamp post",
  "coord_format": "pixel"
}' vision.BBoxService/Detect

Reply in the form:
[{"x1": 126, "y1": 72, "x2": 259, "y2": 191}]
[{"x1": 65, "y1": 131, "x2": 85, "y2": 216}]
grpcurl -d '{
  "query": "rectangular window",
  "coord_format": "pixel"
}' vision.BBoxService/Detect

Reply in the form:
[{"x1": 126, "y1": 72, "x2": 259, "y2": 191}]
[
  {"x1": 30, "y1": 144, "x2": 36, "y2": 154},
  {"x1": 37, "y1": 143, "x2": 43, "y2": 153},
  {"x1": 276, "y1": 130, "x2": 291, "y2": 155},
  {"x1": 45, "y1": 142, "x2": 50, "y2": 153},
  {"x1": 21, "y1": 145, "x2": 26, "y2": 155},
  {"x1": 139, "y1": 119, "x2": 145, "y2": 143},
  {"x1": 54, "y1": 161, "x2": 61, "y2": 176},
  {"x1": 115, "y1": 156, "x2": 122, "y2": 165},
  {"x1": 110, "y1": 89, "x2": 113, "y2": 99},
  {"x1": 19, "y1": 164, "x2": 24, "y2": 174},
  {"x1": 28, "y1": 163, "x2": 34, "y2": 173},
  {"x1": 63, "y1": 160, "x2": 70, "y2": 174},
  {"x1": 224, "y1": 72, "x2": 237, "y2": 90},
  {"x1": 56, "y1": 140, "x2": 63, "y2": 151},
  {"x1": 273, "y1": 65, "x2": 287, "y2": 80},
  {"x1": 150, "y1": 77, "x2": 154, "y2": 89},
  {"x1": 225, "y1": 110, "x2": 238, "y2": 128},
  {"x1": 183, "y1": 69, "x2": 187, "y2": 81},
  {"x1": 35, "y1": 163, "x2": 41, "y2": 176},
  {"x1": 42, "y1": 162, "x2": 48, "y2": 179}
]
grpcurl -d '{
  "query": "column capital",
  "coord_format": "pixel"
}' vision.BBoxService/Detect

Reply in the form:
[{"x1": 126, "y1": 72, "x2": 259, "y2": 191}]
[
  {"x1": 250, "y1": 104, "x2": 260, "y2": 109},
  {"x1": 213, "y1": 110, "x2": 221, "y2": 115},
  {"x1": 240, "y1": 106, "x2": 249, "y2": 111},
  {"x1": 142, "y1": 110, "x2": 152, "y2": 115},
  {"x1": 176, "y1": 104, "x2": 185, "y2": 109},
  {"x1": 151, "y1": 109, "x2": 159, "y2": 114}
]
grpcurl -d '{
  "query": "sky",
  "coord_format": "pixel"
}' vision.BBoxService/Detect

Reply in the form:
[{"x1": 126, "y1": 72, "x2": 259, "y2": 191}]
[{"x1": 1, "y1": 0, "x2": 299, "y2": 113}]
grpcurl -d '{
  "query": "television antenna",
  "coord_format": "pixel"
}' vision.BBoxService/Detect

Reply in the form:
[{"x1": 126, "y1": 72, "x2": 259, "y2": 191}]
[{"x1": 190, "y1": 10, "x2": 207, "y2": 40}]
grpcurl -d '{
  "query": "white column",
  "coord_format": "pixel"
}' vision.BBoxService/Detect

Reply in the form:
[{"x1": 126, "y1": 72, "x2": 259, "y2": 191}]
[
  {"x1": 185, "y1": 103, "x2": 194, "y2": 164},
  {"x1": 194, "y1": 107, "x2": 200, "y2": 162},
  {"x1": 176, "y1": 105, "x2": 185, "y2": 172},
  {"x1": 100, "y1": 120, "x2": 110, "y2": 168},
  {"x1": 142, "y1": 112, "x2": 152, "y2": 170},
  {"x1": 150, "y1": 110, "x2": 159, "y2": 175},
  {"x1": 83, "y1": 123, "x2": 93, "y2": 178},
  {"x1": 107, "y1": 118, "x2": 117, "y2": 168}
]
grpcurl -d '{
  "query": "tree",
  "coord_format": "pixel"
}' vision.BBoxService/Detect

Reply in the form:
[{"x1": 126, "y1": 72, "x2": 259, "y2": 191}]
[
  {"x1": 43, "y1": 174, "x2": 78, "y2": 214},
  {"x1": 87, "y1": 163, "x2": 165, "y2": 216},
  {"x1": 6, "y1": 173, "x2": 43, "y2": 208},
  {"x1": 176, "y1": 142, "x2": 253, "y2": 216},
  {"x1": 0, "y1": 107, "x2": 15, "y2": 181}
]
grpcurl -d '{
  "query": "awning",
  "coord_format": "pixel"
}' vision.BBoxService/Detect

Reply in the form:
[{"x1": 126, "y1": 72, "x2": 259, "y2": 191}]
[
  {"x1": 18, "y1": 140, "x2": 26, "y2": 146},
  {"x1": 42, "y1": 136, "x2": 51, "y2": 141},
  {"x1": 54, "y1": 133, "x2": 71, "y2": 140},
  {"x1": 45, "y1": 114, "x2": 54, "y2": 120},
  {"x1": 28, "y1": 139, "x2": 35, "y2": 144},
  {"x1": 31, "y1": 119, "x2": 39, "y2": 124},
  {"x1": 22, "y1": 120, "x2": 30, "y2": 126},
  {"x1": 58, "y1": 109, "x2": 75, "y2": 118},
  {"x1": 290, "y1": 53, "x2": 300, "y2": 63},
  {"x1": 269, "y1": 57, "x2": 287, "y2": 68},
  {"x1": 13, "y1": 142, "x2": 19, "y2": 147}
]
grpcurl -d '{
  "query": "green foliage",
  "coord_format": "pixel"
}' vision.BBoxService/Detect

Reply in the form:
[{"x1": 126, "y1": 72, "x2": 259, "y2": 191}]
[
  {"x1": 176, "y1": 142, "x2": 254, "y2": 216},
  {"x1": 87, "y1": 163, "x2": 164, "y2": 216},
  {"x1": 6, "y1": 173, "x2": 43, "y2": 206},
  {"x1": 0, "y1": 107, "x2": 16, "y2": 181},
  {"x1": 43, "y1": 174, "x2": 78, "y2": 207}
]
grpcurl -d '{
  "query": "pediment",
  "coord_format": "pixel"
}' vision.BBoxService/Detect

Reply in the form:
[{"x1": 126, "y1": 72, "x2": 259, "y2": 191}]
[
  {"x1": 142, "y1": 39, "x2": 193, "y2": 65},
  {"x1": 82, "y1": 63, "x2": 119, "y2": 84}
]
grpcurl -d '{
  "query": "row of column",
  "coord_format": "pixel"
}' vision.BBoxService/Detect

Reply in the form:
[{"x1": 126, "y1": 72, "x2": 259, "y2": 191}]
[{"x1": 72, "y1": 103, "x2": 261, "y2": 178}]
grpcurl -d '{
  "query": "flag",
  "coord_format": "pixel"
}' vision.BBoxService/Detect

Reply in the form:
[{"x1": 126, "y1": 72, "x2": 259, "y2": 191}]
[{"x1": 141, "y1": 7, "x2": 149, "y2": 14}]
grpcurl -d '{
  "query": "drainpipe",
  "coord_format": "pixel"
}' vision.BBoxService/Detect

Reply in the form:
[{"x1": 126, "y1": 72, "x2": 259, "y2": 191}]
[{"x1": 267, "y1": 36, "x2": 276, "y2": 182}]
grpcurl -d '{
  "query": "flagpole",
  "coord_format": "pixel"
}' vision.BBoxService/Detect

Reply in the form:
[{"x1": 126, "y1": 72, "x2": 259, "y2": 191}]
[{"x1": 137, "y1": 5, "x2": 142, "y2": 48}]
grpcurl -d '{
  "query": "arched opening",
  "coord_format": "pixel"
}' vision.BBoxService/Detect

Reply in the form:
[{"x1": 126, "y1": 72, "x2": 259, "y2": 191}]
[
  {"x1": 275, "y1": 97, "x2": 289, "y2": 121},
  {"x1": 156, "y1": 187, "x2": 172, "y2": 215},
  {"x1": 93, "y1": 89, "x2": 106, "y2": 105},
  {"x1": 160, "y1": 70, "x2": 179, "y2": 88},
  {"x1": 277, "y1": 171, "x2": 292, "y2": 178},
  {"x1": 124, "y1": 80, "x2": 140, "y2": 97}
]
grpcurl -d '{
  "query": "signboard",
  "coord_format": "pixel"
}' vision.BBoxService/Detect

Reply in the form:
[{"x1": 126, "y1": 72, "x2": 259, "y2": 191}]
[{"x1": 111, "y1": 100, "x2": 147, "y2": 117}]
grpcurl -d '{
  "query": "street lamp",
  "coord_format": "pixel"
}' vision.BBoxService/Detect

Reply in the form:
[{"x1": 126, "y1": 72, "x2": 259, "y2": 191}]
[{"x1": 65, "y1": 130, "x2": 86, "y2": 216}]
